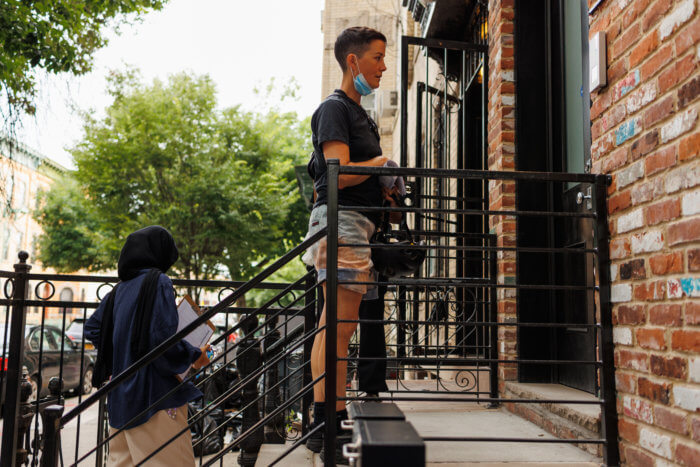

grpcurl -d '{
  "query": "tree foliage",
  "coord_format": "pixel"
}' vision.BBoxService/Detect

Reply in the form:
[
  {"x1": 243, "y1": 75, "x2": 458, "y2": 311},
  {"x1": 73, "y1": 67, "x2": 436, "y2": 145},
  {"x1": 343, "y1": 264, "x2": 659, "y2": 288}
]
[
  {"x1": 34, "y1": 178, "x2": 111, "y2": 272},
  {"x1": 35, "y1": 70, "x2": 311, "y2": 283},
  {"x1": 0, "y1": 0, "x2": 166, "y2": 116}
]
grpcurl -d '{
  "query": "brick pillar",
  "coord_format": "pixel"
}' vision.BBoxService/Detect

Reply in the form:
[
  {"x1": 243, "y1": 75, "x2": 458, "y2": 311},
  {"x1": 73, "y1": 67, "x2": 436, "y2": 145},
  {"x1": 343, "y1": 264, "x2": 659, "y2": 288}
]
[{"x1": 487, "y1": 0, "x2": 517, "y2": 392}]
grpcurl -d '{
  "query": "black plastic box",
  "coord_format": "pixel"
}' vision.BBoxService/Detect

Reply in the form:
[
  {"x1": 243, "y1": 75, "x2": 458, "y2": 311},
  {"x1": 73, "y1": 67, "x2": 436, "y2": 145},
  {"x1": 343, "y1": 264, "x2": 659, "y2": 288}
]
[{"x1": 345, "y1": 419, "x2": 425, "y2": 466}]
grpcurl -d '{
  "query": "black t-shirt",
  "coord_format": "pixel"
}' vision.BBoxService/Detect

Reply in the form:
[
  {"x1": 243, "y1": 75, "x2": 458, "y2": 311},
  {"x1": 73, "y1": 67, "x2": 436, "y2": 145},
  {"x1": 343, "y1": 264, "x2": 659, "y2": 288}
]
[{"x1": 309, "y1": 89, "x2": 383, "y2": 225}]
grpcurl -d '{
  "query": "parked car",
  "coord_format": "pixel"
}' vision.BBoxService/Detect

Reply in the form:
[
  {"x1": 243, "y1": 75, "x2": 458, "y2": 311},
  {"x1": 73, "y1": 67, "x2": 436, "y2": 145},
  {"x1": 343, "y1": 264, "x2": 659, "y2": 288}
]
[
  {"x1": 0, "y1": 324, "x2": 95, "y2": 415},
  {"x1": 65, "y1": 317, "x2": 95, "y2": 351}
]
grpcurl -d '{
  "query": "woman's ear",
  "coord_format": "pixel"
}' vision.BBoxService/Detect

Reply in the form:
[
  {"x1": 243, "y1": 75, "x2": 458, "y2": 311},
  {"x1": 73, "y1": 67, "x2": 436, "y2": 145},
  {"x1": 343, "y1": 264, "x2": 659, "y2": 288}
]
[{"x1": 346, "y1": 53, "x2": 357, "y2": 73}]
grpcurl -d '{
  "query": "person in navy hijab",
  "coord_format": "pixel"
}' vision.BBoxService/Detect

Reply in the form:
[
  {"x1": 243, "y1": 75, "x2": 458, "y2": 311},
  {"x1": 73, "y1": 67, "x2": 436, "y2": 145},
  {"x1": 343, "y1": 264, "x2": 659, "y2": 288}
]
[{"x1": 85, "y1": 225, "x2": 209, "y2": 466}]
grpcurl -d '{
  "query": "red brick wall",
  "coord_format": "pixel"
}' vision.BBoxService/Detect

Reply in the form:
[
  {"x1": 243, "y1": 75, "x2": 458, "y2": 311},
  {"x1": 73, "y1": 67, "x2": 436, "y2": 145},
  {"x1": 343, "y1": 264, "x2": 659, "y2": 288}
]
[
  {"x1": 487, "y1": 0, "x2": 518, "y2": 390},
  {"x1": 589, "y1": 0, "x2": 699, "y2": 464}
]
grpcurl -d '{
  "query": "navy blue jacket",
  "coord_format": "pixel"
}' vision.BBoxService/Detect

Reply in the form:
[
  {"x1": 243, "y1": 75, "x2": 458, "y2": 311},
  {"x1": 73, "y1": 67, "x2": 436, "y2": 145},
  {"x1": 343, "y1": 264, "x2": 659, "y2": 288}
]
[{"x1": 85, "y1": 271, "x2": 202, "y2": 429}]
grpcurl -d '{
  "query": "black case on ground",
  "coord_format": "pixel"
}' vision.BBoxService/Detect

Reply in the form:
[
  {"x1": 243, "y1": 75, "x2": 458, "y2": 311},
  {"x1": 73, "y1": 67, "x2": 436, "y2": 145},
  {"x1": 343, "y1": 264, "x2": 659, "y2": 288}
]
[
  {"x1": 347, "y1": 401, "x2": 405, "y2": 422},
  {"x1": 350, "y1": 419, "x2": 425, "y2": 467}
]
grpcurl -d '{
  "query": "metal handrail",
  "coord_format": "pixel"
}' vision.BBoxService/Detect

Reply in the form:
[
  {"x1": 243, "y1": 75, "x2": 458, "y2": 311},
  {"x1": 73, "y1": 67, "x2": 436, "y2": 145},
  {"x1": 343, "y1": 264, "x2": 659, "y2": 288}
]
[{"x1": 60, "y1": 227, "x2": 326, "y2": 427}]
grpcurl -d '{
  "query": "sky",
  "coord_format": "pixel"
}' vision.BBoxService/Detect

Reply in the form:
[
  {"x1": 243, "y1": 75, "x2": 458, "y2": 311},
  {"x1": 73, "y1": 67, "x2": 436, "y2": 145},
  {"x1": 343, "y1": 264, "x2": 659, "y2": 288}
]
[{"x1": 15, "y1": 0, "x2": 325, "y2": 168}]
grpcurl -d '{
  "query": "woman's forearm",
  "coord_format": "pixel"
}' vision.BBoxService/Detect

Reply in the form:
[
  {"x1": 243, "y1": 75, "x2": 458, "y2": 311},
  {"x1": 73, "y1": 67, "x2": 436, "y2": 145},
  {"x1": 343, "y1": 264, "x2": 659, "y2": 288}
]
[{"x1": 339, "y1": 155, "x2": 388, "y2": 189}]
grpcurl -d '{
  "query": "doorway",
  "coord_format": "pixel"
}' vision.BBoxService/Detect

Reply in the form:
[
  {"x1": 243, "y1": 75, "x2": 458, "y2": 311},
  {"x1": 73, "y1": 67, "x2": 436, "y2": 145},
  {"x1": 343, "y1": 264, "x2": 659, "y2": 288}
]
[{"x1": 515, "y1": 0, "x2": 595, "y2": 393}]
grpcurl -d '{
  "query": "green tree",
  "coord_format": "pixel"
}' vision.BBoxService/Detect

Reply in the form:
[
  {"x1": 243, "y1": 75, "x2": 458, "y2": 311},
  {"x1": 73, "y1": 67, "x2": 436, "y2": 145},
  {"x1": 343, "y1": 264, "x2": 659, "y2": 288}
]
[
  {"x1": 0, "y1": 0, "x2": 166, "y2": 117},
  {"x1": 35, "y1": 71, "x2": 310, "y2": 290},
  {"x1": 34, "y1": 178, "x2": 111, "y2": 272}
]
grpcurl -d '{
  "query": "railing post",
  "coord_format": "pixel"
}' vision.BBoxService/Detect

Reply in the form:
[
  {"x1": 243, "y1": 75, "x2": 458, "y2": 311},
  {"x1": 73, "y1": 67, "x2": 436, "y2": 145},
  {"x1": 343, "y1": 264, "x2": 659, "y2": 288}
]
[
  {"x1": 1, "y1": 251, "x2": 32, "y2": 467},
  {"x1": 302, "y1": 270, "x2": 316, "y2": 436},
  {"x1": 324, "y1": 159, "x2": 340, "y2": 466},
  {"x1": 263, "y1": 316, "x2": 284, "y2": 443},
  {"x1": 14, "y1": 367, "x2": 35, "y2": 466},
  {"x1": 594, "y1": 177, "x2": 620, "y2": 466},
  {"x1": 236, "y1": 315, "x2": 263, "y2": 467},
  {"x1": 39, "y1": 405, "x2": 64, "y2": 467},
  {"x1": 95, "y1": 395, "x2": 108, "y2": 467},
  {"x1": 397, "y1": 286, "x2": 406, "y2": 380},
  {"x1": 488, "y1": 236, "x2": 499, "y2": 405}
]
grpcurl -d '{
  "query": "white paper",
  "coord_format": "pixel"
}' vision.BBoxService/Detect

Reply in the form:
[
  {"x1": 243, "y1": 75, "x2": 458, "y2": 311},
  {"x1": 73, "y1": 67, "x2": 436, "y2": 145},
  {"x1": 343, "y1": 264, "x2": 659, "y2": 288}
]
[{"x1": 176, "y1": 296, "x2": 214, "y2": 381}]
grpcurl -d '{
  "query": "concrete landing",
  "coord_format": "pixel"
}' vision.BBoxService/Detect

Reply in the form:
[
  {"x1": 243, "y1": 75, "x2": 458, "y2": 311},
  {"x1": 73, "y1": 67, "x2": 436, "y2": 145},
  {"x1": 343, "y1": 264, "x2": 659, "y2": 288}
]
[{"x1": 252, "y1": 380, "x2": 602, "y2": 466}]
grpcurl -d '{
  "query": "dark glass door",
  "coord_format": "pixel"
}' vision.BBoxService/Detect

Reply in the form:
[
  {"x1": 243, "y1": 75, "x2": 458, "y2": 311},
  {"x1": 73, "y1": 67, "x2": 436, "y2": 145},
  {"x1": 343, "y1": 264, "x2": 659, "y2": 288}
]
[{"x1": 555, "y1": 0, "x2": 595, "y2": 393}]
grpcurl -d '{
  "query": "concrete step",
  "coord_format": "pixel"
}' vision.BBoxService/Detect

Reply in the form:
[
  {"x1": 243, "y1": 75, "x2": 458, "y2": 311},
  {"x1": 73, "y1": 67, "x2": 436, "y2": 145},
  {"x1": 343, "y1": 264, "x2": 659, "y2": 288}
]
[
  {"x1": 503, "y1": 382, "x2": 602, "y2": 457},
  {"x1": 254, "y1": 442, "x2": 318, "y2": 467}
]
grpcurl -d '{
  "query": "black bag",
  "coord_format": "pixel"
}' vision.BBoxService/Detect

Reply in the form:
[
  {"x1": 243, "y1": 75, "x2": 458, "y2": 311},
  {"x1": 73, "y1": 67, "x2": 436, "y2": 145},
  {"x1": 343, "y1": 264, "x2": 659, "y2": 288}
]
[
  {"x1": 189, "y1": 402, "x2": 225, "y2": 456},
  {"x1": 371, "y1": 205, "x2": 426, "y2": 278}
]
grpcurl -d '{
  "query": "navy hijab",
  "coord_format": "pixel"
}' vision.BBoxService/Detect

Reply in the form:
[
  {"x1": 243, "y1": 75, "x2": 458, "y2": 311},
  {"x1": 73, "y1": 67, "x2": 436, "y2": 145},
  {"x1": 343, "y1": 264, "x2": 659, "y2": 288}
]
[{"x1": 93, "y1": 226, "x2": 179, "y2": 387}]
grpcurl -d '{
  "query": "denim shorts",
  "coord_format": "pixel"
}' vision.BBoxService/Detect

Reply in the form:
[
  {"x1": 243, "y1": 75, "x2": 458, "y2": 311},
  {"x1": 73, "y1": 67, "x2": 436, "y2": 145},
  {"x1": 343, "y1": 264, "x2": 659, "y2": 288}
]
[{"x1": 302, "y1": 204, "x2": 377, "y2": 298}]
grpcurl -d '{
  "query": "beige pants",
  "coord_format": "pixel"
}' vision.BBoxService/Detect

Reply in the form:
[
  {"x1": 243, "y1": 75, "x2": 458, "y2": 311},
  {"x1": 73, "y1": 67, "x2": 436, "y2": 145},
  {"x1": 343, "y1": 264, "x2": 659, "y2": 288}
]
[{"x1": 108, "y1": 405, "x2": 195, "y2": 467}]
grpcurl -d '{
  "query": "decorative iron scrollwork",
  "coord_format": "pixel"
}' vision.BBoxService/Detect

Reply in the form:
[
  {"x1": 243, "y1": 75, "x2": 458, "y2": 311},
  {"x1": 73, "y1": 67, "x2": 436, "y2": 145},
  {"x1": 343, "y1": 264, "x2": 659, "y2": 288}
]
[
  {"x1": 453, "y1": 369, "x2": 478, "y2": 391},
  {"x1": 34, "y1": 280, "x2": 55, "y2": 300},
  {"x1": 3, "y1": 278, "x2": 13, "y2": 299},
  {"x1": 96, "y1": 282, "x2": 115, "y2": 301}
]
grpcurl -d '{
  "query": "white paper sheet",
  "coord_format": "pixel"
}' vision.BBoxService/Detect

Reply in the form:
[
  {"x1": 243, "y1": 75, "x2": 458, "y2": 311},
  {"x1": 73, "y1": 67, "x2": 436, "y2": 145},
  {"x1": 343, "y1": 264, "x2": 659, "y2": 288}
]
[{"x1": 176, "y1": 295, "x2": 214, "y2": 381}]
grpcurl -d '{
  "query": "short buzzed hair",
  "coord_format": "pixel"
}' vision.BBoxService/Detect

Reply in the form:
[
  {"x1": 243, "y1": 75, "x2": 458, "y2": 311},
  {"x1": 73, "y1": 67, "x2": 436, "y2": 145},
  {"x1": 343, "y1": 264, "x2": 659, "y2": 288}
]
[{"x1": 334, "y1": 27, "x2": 387, "y2": 72}]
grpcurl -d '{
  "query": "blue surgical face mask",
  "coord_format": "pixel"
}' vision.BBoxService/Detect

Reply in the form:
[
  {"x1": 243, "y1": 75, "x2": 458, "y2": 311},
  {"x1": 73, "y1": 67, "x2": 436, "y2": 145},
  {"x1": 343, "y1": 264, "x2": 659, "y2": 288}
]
[{"x1": 350, "y1": 57, "x2": 373, "y2": 96}]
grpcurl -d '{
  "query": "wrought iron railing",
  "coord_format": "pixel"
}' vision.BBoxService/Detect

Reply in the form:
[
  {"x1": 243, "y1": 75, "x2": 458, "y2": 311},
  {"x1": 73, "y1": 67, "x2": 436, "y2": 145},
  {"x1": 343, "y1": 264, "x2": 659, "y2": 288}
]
[
  {"x1": 2, "y1": 163, "x2": 618, "y2": 466},
  {"x1": 323, "y1": 161, "x2": 618, "y2": 466},
  {"x1": 0, "y1": 229, "x2": 326, "y2": 467}
]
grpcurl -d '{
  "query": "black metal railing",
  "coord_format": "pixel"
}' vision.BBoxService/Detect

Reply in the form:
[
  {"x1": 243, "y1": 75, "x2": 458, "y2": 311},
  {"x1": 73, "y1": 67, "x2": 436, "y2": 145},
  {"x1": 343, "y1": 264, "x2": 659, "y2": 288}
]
[
  {"x1": 323, "y1": 161, "x2": 618, "y2": 466},
  {"x1": 0, "y1": 228, "x2": 327, "y2": 467},
  {"x1": 2, "y1": 163, "x2": 618, "y2": 466}
]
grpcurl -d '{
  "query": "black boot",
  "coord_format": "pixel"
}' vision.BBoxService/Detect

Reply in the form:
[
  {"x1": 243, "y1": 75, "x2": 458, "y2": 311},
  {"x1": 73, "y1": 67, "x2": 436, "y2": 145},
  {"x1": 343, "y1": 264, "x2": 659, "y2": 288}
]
[
  {"x1": 319, "y1": 410, "x2": 351, "y2": 465},
  {"x1": 306, "y1": 402, "x2": 324, "y2": 453}
]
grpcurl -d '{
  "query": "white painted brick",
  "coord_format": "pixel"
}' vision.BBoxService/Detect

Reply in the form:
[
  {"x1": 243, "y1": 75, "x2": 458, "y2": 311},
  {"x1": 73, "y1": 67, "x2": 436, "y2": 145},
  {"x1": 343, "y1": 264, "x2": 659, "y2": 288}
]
[
  {"x1": 639, "y1": 428, "x2": 672, "y2": 459},
  {"x1": 617, "y1": 161, "x2": 644, "y2": 189},
  {"x1": 665, "y1": 164, "x2": 700, "y2": 193},
  {"x1": 618, "y1": 208, "x2": 644, "y2": 233},
  {"x1": 659, "y1": 0, "x2": 696, "y2": 40},
  {"x1": 631, "y1": 231, "x2": 664, "y2": 253},
  {"x1": 655, "y1": 460, "x2": 675, "y2": 467},
  {"x1": 674, "y1": 384, "x2": 700, "y2": 411},
  {"x1": 611, "y1": 284, "x2": 632, "y2": 303},
  {"x1": 613, "y1": 327, "x2": 633, "y2": 345},
  {"x1": 617, "y1": 0, "x2": 632, "y2": 11},
  {"x1": 690, "y1": 357, "x2": 700, "y2": 383},
  {"x1": 623, "y1": 395, "x2": 654, "y2": 423},
  {"x1": 682, "y1": 189, "x2": 700, "y2": 215},
  {"x1": 626, "y1": 82, "x2": 656, "y2": 114},
  {"x1": 631, "y1": 178, "x2": 665, "y2": 205},
  {"x1": 611, "y1": 264, "x2": 619, "y2": 281},
  {"x1": 502, "y1": 95, "x2": 514, "y2": 106},
  {"x1": 661, "y1": 107, "x2": 698, "y2": 143},
  {"x1": 501, "y1": 70, "x2": 514, "y2": 82}
]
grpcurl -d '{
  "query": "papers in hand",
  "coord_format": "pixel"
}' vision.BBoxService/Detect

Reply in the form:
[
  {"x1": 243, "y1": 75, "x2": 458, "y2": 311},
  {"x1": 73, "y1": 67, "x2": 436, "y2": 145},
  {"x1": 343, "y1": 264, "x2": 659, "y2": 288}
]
[{"x1": 176, "y1": 295, "x2": 215, "y2": 381}]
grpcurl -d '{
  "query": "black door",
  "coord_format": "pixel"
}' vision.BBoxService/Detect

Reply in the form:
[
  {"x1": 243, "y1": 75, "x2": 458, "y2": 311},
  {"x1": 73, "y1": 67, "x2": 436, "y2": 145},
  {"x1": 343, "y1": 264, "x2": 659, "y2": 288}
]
[
  {"x1": 556, "y1": 187, "x2": 596, "y2": 392},
  {"x1": 554, "y1": 0, "x2": 595, "y2": 393}
]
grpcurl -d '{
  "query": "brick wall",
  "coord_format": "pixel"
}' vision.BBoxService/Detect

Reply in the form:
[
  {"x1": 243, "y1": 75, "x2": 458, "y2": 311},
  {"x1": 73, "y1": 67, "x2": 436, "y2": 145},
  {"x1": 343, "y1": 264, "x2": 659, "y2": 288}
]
[
  {"x1": 487, "y1": 0, "x2": 518, "y2": 389},
  {"x1": 589, "y1": 0, "x2": 699, "y2": 464}
]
